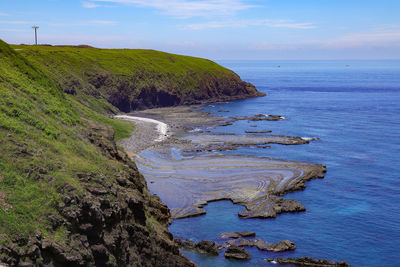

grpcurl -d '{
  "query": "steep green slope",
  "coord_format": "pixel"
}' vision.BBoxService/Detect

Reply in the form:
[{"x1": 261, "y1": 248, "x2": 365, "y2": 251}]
[
  {"x1": 0, "y1": 40, "x2": 193, "y2": 266},
  {"x1": 13, "y1": 44, "x2": 264, "y2": 112}
]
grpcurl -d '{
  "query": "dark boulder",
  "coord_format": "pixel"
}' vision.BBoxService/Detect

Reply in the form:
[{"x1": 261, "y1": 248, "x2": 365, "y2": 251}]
[
  {"x1": 224, "y1": 245, "x2": 251, "y2": 260},
  {"x1": 276, "y1": 256, "x2": 351, "y2": 266}
]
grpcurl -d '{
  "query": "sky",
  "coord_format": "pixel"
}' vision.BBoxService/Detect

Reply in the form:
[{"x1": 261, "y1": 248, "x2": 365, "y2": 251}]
[{"x1": 1, "y1": 0, "x2": 400, "y2": 59}]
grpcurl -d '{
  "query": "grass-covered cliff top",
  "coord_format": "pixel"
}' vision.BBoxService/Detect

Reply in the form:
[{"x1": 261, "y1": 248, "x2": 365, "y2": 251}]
[
  {"x1": 12, "y1": 44, "x2": 262, "y2": 111},
  {"x1": 0, "y1": 40, "x2": 135, "y2": 242},
  {"x1": 12, "y1": 44, "x2": 232, "y2": 78}
]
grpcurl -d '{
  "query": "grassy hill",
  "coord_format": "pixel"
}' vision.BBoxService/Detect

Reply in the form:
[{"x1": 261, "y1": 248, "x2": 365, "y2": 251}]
[
  {"x1": 0, "y1": 40, "x2": 193, "y2": 266},
  {"x1": 12, "y1": 44, "x2": 263, "y2": 112}
]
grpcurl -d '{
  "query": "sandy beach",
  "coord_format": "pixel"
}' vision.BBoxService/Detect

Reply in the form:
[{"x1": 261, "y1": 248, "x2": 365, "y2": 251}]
[{"x1": 114, "y1": 115, "x2": 170, "y2": 155}]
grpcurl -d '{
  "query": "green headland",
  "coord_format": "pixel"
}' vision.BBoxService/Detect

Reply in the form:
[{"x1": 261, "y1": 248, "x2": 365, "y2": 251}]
[{"x1": 0, "y1": 39, "x2": 262, "y2": 266}]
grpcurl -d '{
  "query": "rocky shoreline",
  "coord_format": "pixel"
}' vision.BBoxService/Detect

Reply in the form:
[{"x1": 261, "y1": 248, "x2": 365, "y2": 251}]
[
  {"x1": 113, "y1": 105, "x2": 347, "y2": 265},
  {"x1": 117, "y1": 106, "x2": 326, "y2": 219},
  {"x1": 173, "y1": 231, "x2": 350, "y2": 266},
  {"x1": 174, "y1": 231, "x2": 296, "y2": 258}
]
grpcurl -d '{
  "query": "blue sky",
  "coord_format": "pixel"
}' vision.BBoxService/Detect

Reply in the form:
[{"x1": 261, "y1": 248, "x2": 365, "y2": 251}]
[{"x1": 1, "y1": 0, "x2": 400, "y2": 59}]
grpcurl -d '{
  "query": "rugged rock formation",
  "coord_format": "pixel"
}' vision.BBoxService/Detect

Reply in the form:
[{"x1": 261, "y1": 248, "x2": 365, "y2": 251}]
[
  {"x1": 232, "y1": 114, "x2": 285, "y2": 121},
  {"x1": 0, "y1": 121, "x2": 194, "y2": 267},
  {"x1": 238, "y1": 195, "x2": 307, "y2": 219},
  {"x1": 245, "y1": 130, "x2": 272, "y2": 134},
  {"x1": 273, "y1": 257, "x2": 351, "y2": 267},
  {"x1": 175, "y1": 232, "x2": 295, "y2": 258},
  {"x1": 226, "y1": 238, "x2": 296, "y2": 252},
  {"x1": 219, "y1": 231, "x2": 256, "y2": 239},
  {"x1": 224, "y1": 245, "x2": 251, "y2": 260},
  {"x1": 174, "y1": 239, "x2": 219, "y2": 256}
]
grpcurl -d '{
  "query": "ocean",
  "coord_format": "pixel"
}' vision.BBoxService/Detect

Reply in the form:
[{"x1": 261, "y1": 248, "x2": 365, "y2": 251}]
[{"x1": 168, "y1": 60, "x2": 400, "y2": 266}]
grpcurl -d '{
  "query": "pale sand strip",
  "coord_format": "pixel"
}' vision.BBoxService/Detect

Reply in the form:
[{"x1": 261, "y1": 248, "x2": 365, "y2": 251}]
[{"x1": 115, "y1": 115, "x2": 169, "y2": 142}]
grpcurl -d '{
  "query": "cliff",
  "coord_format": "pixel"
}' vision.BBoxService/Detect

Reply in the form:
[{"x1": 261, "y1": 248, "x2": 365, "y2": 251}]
[
  {"x1": 0, "y1": 40, "x2": 195, "y2": 266},
  {"x1": 12, "y1": 44, "x2": 265, "y2": 112}
]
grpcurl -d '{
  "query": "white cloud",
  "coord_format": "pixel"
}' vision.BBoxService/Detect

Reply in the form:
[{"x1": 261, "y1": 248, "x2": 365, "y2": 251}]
[
  {"x1": 186, "y1": 19, "x2": 316, "y2": 30},
  {"x1": 47, "y1": 20, "x2": 118, "y2": 27},
  {"x1": 0, "y1": 28, "x2": 28, "y2": 33},
  {"x1": 82, "y1": 1, "x2": 101, "y2": 8},
  {"x1": 88, "y1": 0, "x2": 254, "y2": 18},
  {"x1": 0, "y1": 20, "x2": 33, "y2": 25},
  {"x1": 251, "y1": 27, "x2": 400, "y2": 51},
  {"x1": 88, "y1": 20, "x2": 117, "y2": 25},
  {"x1": 325, "y1": 30, "x2": 400, "y2": 49}
]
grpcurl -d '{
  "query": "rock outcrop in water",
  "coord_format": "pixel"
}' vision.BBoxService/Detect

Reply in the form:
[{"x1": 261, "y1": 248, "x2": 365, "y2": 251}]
[
  {"x1": 224, "y1": 245, "x2": 251, "y2": 260},
  {"x1": 272, "y1": 257, "x2": 351, "y2": 266},
  {"x1": 175, "y1": 238, "x2": 219, "y2": 256},
  {"x1": 175, "y1": 231, "x2": 296, "y2": 258},
  {"x1": 219, "y1": 231, "x2": 256, "y2": 239},
  {"x1": 225, "y1": 238, "x2": 296, "y2": 252}
]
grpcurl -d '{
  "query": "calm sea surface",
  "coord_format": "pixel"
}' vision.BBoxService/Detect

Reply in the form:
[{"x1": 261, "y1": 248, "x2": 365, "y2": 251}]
[{"x1": 169, "y1": 60, "x2": 400, "y2": 266}]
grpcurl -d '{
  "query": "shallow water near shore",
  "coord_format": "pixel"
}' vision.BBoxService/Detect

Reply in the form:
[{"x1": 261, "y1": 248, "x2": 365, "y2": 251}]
[{"x1": 169, "y1": 60, "x2": 400, "y2": 266}]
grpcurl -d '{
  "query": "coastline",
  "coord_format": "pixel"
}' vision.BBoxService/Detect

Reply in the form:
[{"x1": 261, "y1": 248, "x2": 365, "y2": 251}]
[
  {"x1": 112, "y1": 104, "x2": 360, "y2": 266},
  {"x1": 116, "y1": 105, "x2": 326, "y2": 219}
]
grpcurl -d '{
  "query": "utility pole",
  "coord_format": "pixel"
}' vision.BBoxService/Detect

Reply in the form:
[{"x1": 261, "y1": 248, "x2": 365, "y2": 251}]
[{"x1": 32, "y1": 25, "x2": 39, "y2": 45}]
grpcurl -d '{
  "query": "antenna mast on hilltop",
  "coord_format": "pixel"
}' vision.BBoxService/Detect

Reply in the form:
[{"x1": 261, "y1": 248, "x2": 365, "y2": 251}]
[{"x1": 32, "y1": 25, "x2": 39, "y2": 45}]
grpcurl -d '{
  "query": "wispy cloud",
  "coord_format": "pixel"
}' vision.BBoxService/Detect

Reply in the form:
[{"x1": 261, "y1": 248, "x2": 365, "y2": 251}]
[
  {"x1": 88, "y1": 20, "x2": 117, "y2": 25},
  {"x1": 0, "y1": 12, "x2": 10, "y2": 17},
  {"x1": 0, "y1": 28, "x2": 29, "y2": 33},
  {"x1": 0, "y1": 20, "x2": 33, "y2": 25},
  {"x1": 186, "y1": 19, "x2": 316, "y2": 30},
  {"x1": 251, "y1": 26, "x2": 400, "y2": 51},
  {"x1": 48, "y1": 20, "x2": 118, "y2": 27},
  {"x1": 82, "y1": 1, "x2": 101, "y2": 8},
  {"x1": 88, "y1": 0, "x2": 254, "y2": 18},
  {"x1": 326, "y1": 30, "x2": 400, "y2": 49}
]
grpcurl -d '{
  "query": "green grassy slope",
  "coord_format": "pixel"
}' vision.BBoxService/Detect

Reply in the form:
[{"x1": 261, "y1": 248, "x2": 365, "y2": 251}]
[
  {"x1": 0, "y1": 40, "x2": 261, "y2": 265},
  {"x1": 0, "y1": 40, "x2": 134, "y2": 241},
  {"x1": 12, "y1": 44, "x2": 263, "y2": 112}
]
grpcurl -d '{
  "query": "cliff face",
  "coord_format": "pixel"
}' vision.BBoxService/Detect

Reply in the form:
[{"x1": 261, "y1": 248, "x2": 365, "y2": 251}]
[
  {"x1": 13, "y1": 45, "x2": 264, "y2": 112},
  {"x1": 0, "y1": 40, "x2": 194, "y2": 266}
]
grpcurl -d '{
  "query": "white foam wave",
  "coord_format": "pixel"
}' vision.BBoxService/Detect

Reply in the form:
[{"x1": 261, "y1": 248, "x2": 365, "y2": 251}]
[
  {"x1": 301, "y1": 137, "x2": 318, "y2": 141},
  {"x1": 189, "y1": 128, "x2": 203, "y2": 133},
  {"x1": 262, "y1": 114, "x2": 286, "y2": 120}
]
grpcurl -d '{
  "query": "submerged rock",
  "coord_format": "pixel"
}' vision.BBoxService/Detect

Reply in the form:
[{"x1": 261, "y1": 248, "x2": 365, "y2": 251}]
[
  {"x1": 276, "y1": 257, "x2": 351, "y2": 266},
  {"x1": 245, "y1": 130, "x2": 272, "y2": 134},
  {"x1": 219, "y1": 231, "x2": 256, "y2": 239},
  {"x1": 225, "y1": 238, "x2": 296, "y2": 252},
  {"x1": 232, "y1": 114, "x2": 285, "y2": 122}
]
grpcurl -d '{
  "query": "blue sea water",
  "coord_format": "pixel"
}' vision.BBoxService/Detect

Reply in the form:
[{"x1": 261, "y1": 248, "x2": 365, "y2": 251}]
[{"x1": 169, "y1": 60, "x2": 400, "y2": 266}]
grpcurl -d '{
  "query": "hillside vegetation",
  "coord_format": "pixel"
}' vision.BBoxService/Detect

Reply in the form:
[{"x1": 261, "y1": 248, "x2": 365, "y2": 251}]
[
  {"x1": 13, "y1": 44, "x2": 263, "y2": 112},
  {"x1": 0, "y1": 39, "x2": 262, "y2": 266},
  {"x1": 0, "y1": 40, "x2": 194, "y2": 266}
]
